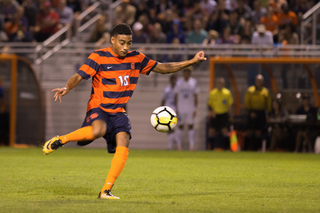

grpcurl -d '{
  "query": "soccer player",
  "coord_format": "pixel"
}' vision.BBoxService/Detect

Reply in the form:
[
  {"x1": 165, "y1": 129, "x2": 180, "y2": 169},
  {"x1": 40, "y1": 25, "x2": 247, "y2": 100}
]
[
  {"x1": 42, "y1": 23, "x2": 206, "y2": 199},
  {"x1": 174, "y1": 67, "x2": 199, "y2": 151},
  {"x1": 161, "y1": 74, "x2": 178, "y2": 150},
  {"x1": 207, "y1": 78, "x2": 234, "y2": 150}
]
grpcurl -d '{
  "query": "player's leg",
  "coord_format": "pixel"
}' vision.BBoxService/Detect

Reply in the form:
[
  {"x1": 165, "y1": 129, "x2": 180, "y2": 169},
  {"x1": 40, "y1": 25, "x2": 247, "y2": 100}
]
[
  {"x1": 167, "y1": 131, "x2": 175, "y2": 149},
  {"x1": 99, "y1": 113, "x2": 131, "y2": 199},
  {"x1": 43, "y1": 108, "x2": 107, "y2": 154},
  {"x1": 187, "y1": 111, "x2": 195, "y2": 151},
  {"x1": 188, "y1": 124, "x2": 195, "y2": 151},
  {"x1": 99, "y1": 132, "x2": 129, "y2": 200},
  {"x1": 220, "y1": 113, "x2": 230, "y2": 150}
]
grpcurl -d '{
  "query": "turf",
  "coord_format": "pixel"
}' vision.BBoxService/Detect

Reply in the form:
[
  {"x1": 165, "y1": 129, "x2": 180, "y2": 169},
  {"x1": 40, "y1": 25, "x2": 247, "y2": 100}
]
[{"x1": 0, "y1": 148, "x2": 319, "y2": 213}]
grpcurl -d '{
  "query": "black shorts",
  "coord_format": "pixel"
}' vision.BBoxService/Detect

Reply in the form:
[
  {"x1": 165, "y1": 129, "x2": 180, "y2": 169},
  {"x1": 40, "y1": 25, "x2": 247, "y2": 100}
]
[
  {"x1": 247, "y1": 110, "x2": 266, "y2": 131},
  {"x1": 209, "y1": 113, "x2": 229, "y2": 131},
  {"x1": 82, "y1": 107, "x2": 131, "y2": 153}
]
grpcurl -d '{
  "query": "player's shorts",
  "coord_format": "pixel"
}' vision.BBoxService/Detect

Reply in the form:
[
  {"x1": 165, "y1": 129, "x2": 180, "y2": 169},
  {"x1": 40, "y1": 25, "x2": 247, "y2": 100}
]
[
  {"x1": 178, "y1": 111, "x2": 195, "y2": 125},
  {"x1": 209, "y1": 113, "x2": 229, "y2": 131},
  {"x1": 81, "y1": 107, "x2": 131, "y2": 153}
]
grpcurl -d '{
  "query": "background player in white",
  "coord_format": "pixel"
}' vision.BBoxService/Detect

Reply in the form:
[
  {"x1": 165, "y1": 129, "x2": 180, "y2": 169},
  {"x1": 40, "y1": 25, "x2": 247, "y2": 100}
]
[
  {"x1": 161, "y1": 74, "x2": 178, "y2": 150},
  {"x1": 174, "y1": 67, "x2": 199, "y2": 151}
]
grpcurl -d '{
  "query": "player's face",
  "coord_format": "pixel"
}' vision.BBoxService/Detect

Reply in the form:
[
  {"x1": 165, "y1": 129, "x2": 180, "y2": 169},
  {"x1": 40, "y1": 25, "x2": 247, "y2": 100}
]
[{"x1": 111, "y1": 34, "x2": 132, "y2": 57}]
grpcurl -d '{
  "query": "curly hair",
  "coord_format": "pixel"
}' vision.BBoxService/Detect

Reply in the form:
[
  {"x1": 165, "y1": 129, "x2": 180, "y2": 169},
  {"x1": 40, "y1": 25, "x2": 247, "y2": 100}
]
[{"x1": 111, "y1": 23, "x2": 132, "y2": 37}]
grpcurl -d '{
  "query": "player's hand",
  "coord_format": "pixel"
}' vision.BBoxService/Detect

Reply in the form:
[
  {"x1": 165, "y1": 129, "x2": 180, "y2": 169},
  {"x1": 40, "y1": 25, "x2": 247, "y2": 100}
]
[
  {"x1": 52, "y1": 87, "x2": 69, "y2": 103},
  {"x1": 192, "y1": 51, "x2": 207, "y2": 65}
]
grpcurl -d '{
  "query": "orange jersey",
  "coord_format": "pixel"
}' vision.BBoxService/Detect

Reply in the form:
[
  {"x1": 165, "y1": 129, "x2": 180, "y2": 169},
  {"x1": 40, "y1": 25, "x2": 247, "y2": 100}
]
[
  {"x1": 277, "y1": 11, "x2": 298, "y2": 26},
  {"x1": 261, "y1": 15, "x2": 279, "y2": 32},
  {"x1": 78, "y1": 47, "x2": 158, "y2": 113}
]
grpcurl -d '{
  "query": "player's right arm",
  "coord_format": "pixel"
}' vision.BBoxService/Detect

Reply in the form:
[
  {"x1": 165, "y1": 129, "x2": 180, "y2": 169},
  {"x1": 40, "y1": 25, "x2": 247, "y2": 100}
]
[{"x1": 52, "y1": 73, "x2": 83, "y2": 103}]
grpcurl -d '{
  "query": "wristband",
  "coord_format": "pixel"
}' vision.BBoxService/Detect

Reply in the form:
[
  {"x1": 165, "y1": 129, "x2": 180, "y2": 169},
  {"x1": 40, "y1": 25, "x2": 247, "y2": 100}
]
[{"x1": 63, "y1": 87, "x2": 67, "y2": 90}]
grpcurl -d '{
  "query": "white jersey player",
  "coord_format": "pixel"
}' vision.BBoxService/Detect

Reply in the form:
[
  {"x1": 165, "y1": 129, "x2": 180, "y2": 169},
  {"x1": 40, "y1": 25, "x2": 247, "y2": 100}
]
[
  {"x1": 161, "y1": 74, "x2": 178, "y2": 150},
  {"x1": 174, "y1": 67, "x2": 199, "y2": 151}
]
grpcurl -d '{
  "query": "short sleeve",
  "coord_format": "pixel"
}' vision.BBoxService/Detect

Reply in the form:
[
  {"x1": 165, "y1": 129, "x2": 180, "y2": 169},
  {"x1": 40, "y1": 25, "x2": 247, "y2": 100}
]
[
  {"x1": 77, "y1": 52, "x2": 100, "y2": 80},
  {"x1": 139, "y1": 52, "x2": 158, "y2": 75}
]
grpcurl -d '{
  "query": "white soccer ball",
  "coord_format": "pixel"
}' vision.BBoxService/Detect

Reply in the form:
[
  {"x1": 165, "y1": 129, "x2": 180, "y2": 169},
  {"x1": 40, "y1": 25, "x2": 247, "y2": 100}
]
[{"x1": 150, "y1": 106, "x2": 178, "y2": 132}]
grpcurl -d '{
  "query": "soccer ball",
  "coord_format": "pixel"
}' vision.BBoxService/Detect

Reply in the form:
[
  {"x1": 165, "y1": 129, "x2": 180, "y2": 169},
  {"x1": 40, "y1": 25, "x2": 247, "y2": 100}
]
[{"x1": 150, "y1": 106, "x2": 178, "y2": 132}]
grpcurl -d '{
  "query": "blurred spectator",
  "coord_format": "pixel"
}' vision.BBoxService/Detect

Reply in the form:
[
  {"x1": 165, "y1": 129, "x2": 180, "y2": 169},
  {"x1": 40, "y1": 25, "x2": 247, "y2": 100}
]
[
  {"x1": 251, "y1": 24, "x2": 274, "y2": 45},
  {"x1": 5, "y1": 6, "x2": 33, "y2": 42},
  {"x1": 185, "y1": 0, "x2": 209, "y2": 31},
  {"x1": 66, "y1": 0, "x2": 82, "y2": 17},
  {"x1": 251, "y1": 0, "x2": 267, "y2": 25},
  {"x1": 161, "y1": 74, "x2": 178, "y2": 150},
  {"x1": 149, "y1": 22, "x2": 166, "y2": 43},
  {"x1": 234, "y1": 0, "x2": 252, "y2": 23},
  {"x1": 0, "y1": 0, "x2": 19, "y2": 22},
  {"x1": 22, "y1": 0, "x2": 38, "y2": 32},
  {"x1": 155, "y1": 0, "x2": 172, "y2": 17},
  {"x1": 0, "y1": 15, "x2": 9, "y2": 41},
  {"x1": 225, "y1": 0, "x2": 238, "y2": 11},
  {"x1": 278, "y1": 3, "x2": 298, "y2": 28},
  {"x1": 278, "y1": 23, "x2": 299, "y2": 44},
  {"x1": 187, "y1": 19, "x2": 208, "y2": 44},
  {"x1": 88, "y1": 15, "x2": 110, "y2": 46},
  {"x1": 217, "y1": 27, "x2": 236, "y2": 44},
  {"x1": 138, "y1": 14, "x2": 153, "y2": 36},
  {"x1": 115, "y1": 0, "x2": 136, "y2": 26},
  {"x1": 159, "y1": 9, "x2": 175, "y2": 35},
  {"x1": 244, "y1": 74, "x2": 271, "y2": 151},
  {"x1": 206, "y1": 0, "x2": 230, "y2": 34},
  {"x1": 228, "y1": 10, "x2": 244, "y2": 39},
  {"x1": 294, "y1": 0, "x2": 309, "y2": 24},
  {"x1": 261, "y1": 5, "x2": 279, "y2": 42},
  {"x1": 294, "y1": 93, "x2": 317, "y2": 153},
  {"x1": 202, "y1": 29, "x2": 219, "y2": 46},
  {"x1": 174, "y1": 67, "x2": 199, "y2": 151},
  {"x1": 167, "y1": 19, "x2": 186, "y2": 44},
  {"x1": 132, "y1": 22, "x2": 148, "y2": 43},
  {"x1": 34, "y1": 1, "x2": 60, "y2": 42},
  {"x1": 201, "y1": 0, "x2": 217, "y2": 16},
  {"x1": 56, "y1": 0, "x2": 73, "y2": 28},
  {"x1": 269, "y1": 0, "x2": 288, "y2": 14},
  {"x1": 135, "y1": 1, "x2": 150, "y2": 22},
  {"x1": 242, "y1": 20, "x2": 255, "y2": 40},
  {"x1": 269, "y1": 98, "x2": 289, "y2": 151},
  {"x1": 207, "y1": 77, "x2": 234, "y2": 150}
]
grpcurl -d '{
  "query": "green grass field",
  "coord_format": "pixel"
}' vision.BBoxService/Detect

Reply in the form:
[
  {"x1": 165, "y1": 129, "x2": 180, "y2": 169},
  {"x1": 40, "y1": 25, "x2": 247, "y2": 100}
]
[{"x1": 0, "y1": 148, "x2": 319, "y2": 213}]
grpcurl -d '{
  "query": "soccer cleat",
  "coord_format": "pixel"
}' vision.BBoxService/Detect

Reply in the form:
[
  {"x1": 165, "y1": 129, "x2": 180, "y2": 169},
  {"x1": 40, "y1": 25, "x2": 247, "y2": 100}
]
[
  {"x1": 98, "y1": 190, "x2": 120, "y2": 200},
  {"x1": 42, "y1": 136, "x2": 63, "y2": 155}
]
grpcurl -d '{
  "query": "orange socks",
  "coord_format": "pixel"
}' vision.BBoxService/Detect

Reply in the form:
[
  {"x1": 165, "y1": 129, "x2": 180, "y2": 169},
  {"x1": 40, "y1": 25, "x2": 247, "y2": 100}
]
[
  {"x1": 59, "y1": 126, "x2": 95, "y2": 144},
  {"x1": 101, "y1": 146, "x2": 129, "y2": 192}
]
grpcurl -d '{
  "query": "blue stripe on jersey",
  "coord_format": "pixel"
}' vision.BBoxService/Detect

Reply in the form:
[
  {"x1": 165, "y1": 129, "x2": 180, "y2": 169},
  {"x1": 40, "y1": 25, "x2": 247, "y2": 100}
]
[
  {"x1": 78, "y1": 70, "x2": 91, "y2": 80},
  {"x1": 140, "y1": 57, "x2": 149, "y2": 73},
  {"x1": 129, "y1": 77, "x2": 138, "y2": 84},
  {"x1": 102, "y1": 78, "x2": 117, "y2": 85},
  {"x1": 146, "y1": 62, "x2": 158, "y2": 75},
  {"x1": 126, "y1": 51, "x2": 140, "y2": 57},
  {"x1": 103, "y1": 90, "x2": 134, "y2": 98},
  {"x1": 100, "y1": 63, "x2": 137, "y2": 71},
  {"x1": 84, "y1": 58, "x2": 99, "y2": 72},
  {"x1": 100, "y1": 103, "x2": 126, "y2": 109},
  {"x1": 95, "y1": 51, "x2": 114, "y2": 57}
]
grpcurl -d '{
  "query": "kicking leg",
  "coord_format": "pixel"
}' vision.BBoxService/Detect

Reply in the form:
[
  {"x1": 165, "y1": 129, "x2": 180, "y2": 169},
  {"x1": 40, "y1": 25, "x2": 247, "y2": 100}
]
[{"x1": 100, "y1": 132, "x2": 130, "y2": 199}]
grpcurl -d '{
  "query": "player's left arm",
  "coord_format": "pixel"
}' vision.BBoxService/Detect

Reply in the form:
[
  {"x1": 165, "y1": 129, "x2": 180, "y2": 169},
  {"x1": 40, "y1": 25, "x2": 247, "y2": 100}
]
[{"x1": 152, "y1": 51, "x2": 206, "y2": 74}]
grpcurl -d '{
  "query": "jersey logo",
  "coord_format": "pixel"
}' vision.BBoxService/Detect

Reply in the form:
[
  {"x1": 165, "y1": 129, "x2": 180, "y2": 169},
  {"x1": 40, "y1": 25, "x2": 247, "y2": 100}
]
[
  {"x1": 131, "y1": 63, "x2": 135, "y2": 69},
  {"x1": 107, "y1": 66, "x2": 112, "y2": 69},
  {"x1": 90, "y1": 113, "x2": 99, "y2": 120}
]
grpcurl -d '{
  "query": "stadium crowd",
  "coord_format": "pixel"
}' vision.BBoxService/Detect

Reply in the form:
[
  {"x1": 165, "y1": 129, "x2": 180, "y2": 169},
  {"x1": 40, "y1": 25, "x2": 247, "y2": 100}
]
[{"x1": 0, "y1": 0, "x2": 316, "y2": 44}]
